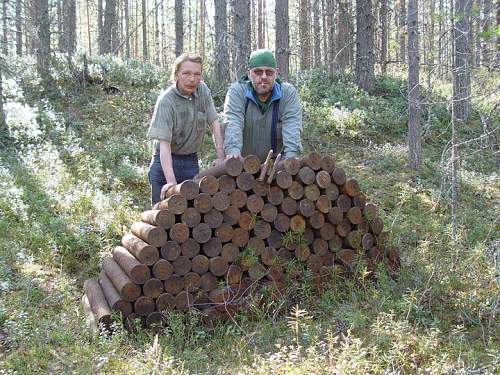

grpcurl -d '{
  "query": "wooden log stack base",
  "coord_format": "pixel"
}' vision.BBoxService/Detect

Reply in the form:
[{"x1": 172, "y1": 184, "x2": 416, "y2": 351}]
[{"x1": 84, "y1": 152, "x2": 399, "y2": 332}]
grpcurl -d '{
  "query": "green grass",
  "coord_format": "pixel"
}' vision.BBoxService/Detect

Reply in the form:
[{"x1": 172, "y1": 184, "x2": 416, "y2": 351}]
[{"x1": 0, "y1": 58, "x2": 498, "y2": 374}]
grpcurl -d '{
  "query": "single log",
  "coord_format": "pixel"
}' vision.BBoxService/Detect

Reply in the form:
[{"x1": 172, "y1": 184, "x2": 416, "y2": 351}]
[
  {"x1": 304, "y1": 184, "x2": 321, "y2": 202},
  {"x1": 181, "y1": 207, "x2": 201, "y2": 228},
  {"x1": 196, "y1": 157, "x2": 243, "y2": 178},
  {"x1": 368, "y1": 246, "x2": 382, "y2": 261},
  {"x1": 320, "y1": 155, "x2": 336, "y2": 173},
  {"x1": 343, "y1": 178, "x2": 360, "y2": 197},
  {"x1": 156, "y1": 292, "x2": 175, "y2": 311},
  {"x1": 164, "y1": 275, "x2": 184, "y2": 294},
  {"x1": 352, "y1": 193, "x2": 367, "y2": 209},
  {"x1": 222, "y1": 206, "x2": 240, "y2": 225},
  {"x1": 169, "y1": 223, "x2": 189, "y2": 243},
  {"x1": 297, "y1": 166, "x2": 316, "y2": 185},
  {"x1": 328, "y1": 235, "x2": 343, "y2": 251},
  {"x1": 248, "y1": 237, "x2": 266, "y2": 256},
  {"x1": 308, "y1": 211, "x2": 325, "y2": 229},
  {"x1": 298, "y1": 199, "x2": 315, "y2": 217},
  {"x1": 266, "y1": 153, "x2": 282, "y2": 184},
  {"x1": 319, "y1": 223, "x2": 336, "y2": 240},
  {"x1": 258, "y1": 150, "x2": 274, "y2": 181},
  {"x1": 145, "y1": 311, "x2": 164, "y2": 328},
  {"x1": 316, "y1": 195, "x2": 332, "y2": 214},
  {"x1": 180, "y1": 238, "x2": 200, "y2": 258},
  {"x1": 230, "y1": 189, "x2": 247, "y2": 208},
  {"x1": 192, "y1": 254, "x2": 210, "y2": 274},
  {"x1": 210, "y1": 256, "x2": 229, "y2": 277},
  {"x1": 280, "y1": 196, "x2": 298, "y2": 216},
  {"x1": 362, "y1": 233, "x2": 375, "y2": 250},
  {"x1": 277, "y1": 248, "x2": 292, "y2": 261},
  {"x1": 358, "y1": 220, "x2": 370, "y2": 233},
  {"x1": 215, "y1": 222, "x2": 234, "y2": 243},
  {"x1": 226, "y1": 264, "x2": 243, "y2": 285},
  {"x1": 193, "y1": 193, "x2": 213, "y2": 213},
  {"x1": 248, "y1": 262, "x2": 267, "y2": 280},
  {"x1": 82, "y1": 294, "x2": 98, "y2": 333},
  {"x1": 327, "y1": 207, "x2": 343, "y2": 225},
  {"x1": 236, "y1": 172, "x2": 255, "y2": 191},
  {"x1": 193, "y1": 290, "x2": 209, "y2": 305},
  {"x1": 324, "y1": 183, "x2": 340, "y2": 201},
  {"x1": 247, "y1": 194, "x2": 265, "y2": 213},
  {"x1": 200, "y1": 272, "x2": 218, "y2": 291},
  {"x1": 290, "y1": 215, "x2": 306, "y2": 232},
  {"x1": 267, "y1": 265, "x2": 284, "y2": 282},
  {"x1": 253, "y1": 180, "x2": 270, "y2": 196},
  {"x1": 112, "y1": 246, "x2": 151, "y2": 284},
  {"x1": 331, "y1": 167, "x2": 346, "y2": 186},
  {"x1": 204, "y1": 209, "x2": 224, "y2": 228},
  {"x1": 243, "y1": 154, "x2": 262, "y2": 174},
  {"x1": 218, "y1": 175, "x2": 236, "y2": 193},
  {"x1": 370, "y1": 217, "x2": 384, "y2": 235},
  {"x1": 300, "y1": 152, "x2": 321, "y2": 170},
  {"x1": 295, "y1": 244, "x2": 311, "y2": 261},
  {"x1": 184, "y1": 272, "x2": 202, "y2": 291},
  {"x1": 212, "y1": 191, "x2": 231, "y2": 211},
  {"x1": 276, "y1": 170, "x2": 293, "y2": 189},
  {"x1": 155, "y1": 194, "x2": 188, "y2": 214},
  {"x1": 261, "y1": 246, "x2": 278, "y2": 266},
  {"x1": 221, "y1": 243, "x2": 240, "y2": 263},
  {"x1": 337, "y1": 249, "x2": 355, "y2": 269},
  {"x1": 175, "y1": 291, "x2": 193, "y2": 311},
  {"x1": 141, "y1": 210, "x2": 175, "y2": 230},
  {"x1": 84, "y1": 278, "x2": 112, "y2": 328},
  {"x1": 287, "y1": 181, "x2": 304, "y2": 200},
  {"x1": 102, "y1": 257, "x2": 141, "y2": 302},
  {"x1": 172, "y1": 256, "x2": 192, "y2": 276},
  {"x1": 134, "y1": 296, "x2": 155, "y2": 316},
  {"x1": 192, "y1": 223, "x2": 212, "y2": 243},
  {"x1": 273, "y1": 213, "x2": 291, "y2": 233},
  {"x1": 307, "y1": 254, "x2": 323, "y2": 273},
  {"x1": 304, "y1": 227, "x2": 315, "y2": 244},
  {"x1": 232, "y1": 228, "x2": 250, "y2": 247},
  {"x1": 160, "y1": 241, "x2": 181, "y2": 261},
  {"x1": 99, "y1": 271, "x2": 133, "y2": 317},
  {"x1": 261, "y1": 203, "x2": 278, "y2": 222},
  {"x1": 267, "y1": 230, "x2": 283, "y2": 249},
  {"x1": 166, "y1": 180, "x2": 200, "y2": 200},
  {"x1": 322, "y1": 252, "x2": 335, "y2": 267},
  {"x1": 253, "y1": 220, "x2": 272, "y2": 239},
  {"x1": 346, "y1": 230, "x2": 362, "y2": 249},
  {"x1": 131, "y1": 222, "x2": 167, "y2": 247},
  {"x1": 267, "y1": 186, "x2": 284, "y2": 205},
  {"x1": 198, "y1": 175, "x2": 219, "y2": 194},
  {"x1": 315, "y1": 170, "x2": 332, "y2": 189},
  {"x1": 277, "y1": 157, "x2": 301, "y2": 175},
  {"x1": 336, "y1": 218, "x2": 352, "y2": 237},
  {"x1": 143, "y1": 278, "x2": 164, "y2": 298},
  {"x1": 152, "y1": 259, "x2": 173, "y2": 280},
  {"x1": 239, "y1": 211, "x2": 256, "y2": 230},
  {"x1": 336, "y1": 194, "x2": 352, "y2": 213},
  {"x1": 203, "y1": 237, "x2": 223, "y2": 257},
  {"x1": 364, "y1": 202, "x2": 378, "y2": 220},
  {"x1": 346, "y1": 206, "x2": 363, "y2": 225}
]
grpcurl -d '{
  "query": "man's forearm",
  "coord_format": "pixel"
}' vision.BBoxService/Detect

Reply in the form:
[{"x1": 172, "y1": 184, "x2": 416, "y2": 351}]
[
  {"x1": 159, "y1": 140, "x2": 177, "y2": 184},
  {"x1": 209, "y1": 121, "x2": 225, "y2": 159}
]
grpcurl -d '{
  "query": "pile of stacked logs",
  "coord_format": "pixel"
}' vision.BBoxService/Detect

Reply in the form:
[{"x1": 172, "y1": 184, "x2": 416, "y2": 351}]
[{"x1": 83, "y1": 152, "x2": 399, "y2": 331}]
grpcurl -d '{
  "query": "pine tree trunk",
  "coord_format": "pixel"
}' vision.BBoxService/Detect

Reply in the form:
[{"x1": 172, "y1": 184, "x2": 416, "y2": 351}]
[
  {"x1": 313, "y1": 0, "x2": 321, "y2": 68},
  {"x1": 275, "y1": 0, "x2": 289, "y2": 80},
  {"x1": 399, "y1": 0, "x2": 407, "y2": 64},
  {"x1": 142, "y1": 0, "x2": 147, "y2": 60},
  {"x1": 199, "y1": 0, "x2": 205, "y2": 60},
  {"x1": 481, "y1": 0, "x2": 492, "y2": 66},
  {"x1": 125, "y1": 0, "x2": 130, "y2": 58},
  {"x1": 154, "y1": 0, "x2": 160, "y2": 64},
  {"x1": 214, "y1": 0, "x2": 229, "y2": 90},
  {"x1": 407, "y1": 0, "x2": 421, "y2": 169},
  {"x1": 335, "y1": 0, "x2": 349, "y2": 72},
  {"x1": 57, "y1": 0, "x2": 63, "y2": 52},
  {"x1": 299, "y1": 0, "x2": 311, "y2": 70},
  {"x1": 380, "y1": 0, "x2": 388, "y2": 73},
  {"x1": 15, "y1": 0, "x2": 22, "y2": 55},
  {"x1": 175, "y1": 0, "x2": 184, "y2": 56},
  {"x1": 34, "y1": 0, "x2": 51, "y2": 85},
  {"x1": 355, "y1": 0, "x2": 375, "y2": 93},
  {"x1": 233, "y1": 0, "x2": 251, "y2": 78},
  {"x1": 62, "y1": 0, "x2": 76, "y2": 59},
  {"x1": 0, "y1": 65, "x2": 6, "y2": 140},
  {"x1": 98, "y1": 0, "x2": 104, "y2": 53},
  {"x1": 102, "y1": 0, "x2": 116, "y2": 54},
  {"x1": 3, "y1": 0, "x2": 8, "y2": 55}
]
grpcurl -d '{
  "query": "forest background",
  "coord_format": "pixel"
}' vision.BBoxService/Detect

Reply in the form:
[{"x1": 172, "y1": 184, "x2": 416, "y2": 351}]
[{"x1": 0, "y1": 0, "x2": 498, "y2": 373}]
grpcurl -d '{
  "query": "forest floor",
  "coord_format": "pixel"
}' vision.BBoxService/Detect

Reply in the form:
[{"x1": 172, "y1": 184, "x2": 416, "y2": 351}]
[{"x1": 0, "y1": 56, "x2": 498, "y2": 374}]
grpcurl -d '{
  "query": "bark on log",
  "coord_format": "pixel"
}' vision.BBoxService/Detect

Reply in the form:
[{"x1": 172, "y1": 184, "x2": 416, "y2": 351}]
[
  {"x1": 155, "y1": 194, "x2": 188, "y2": 214},
  {"x1": 165, "y1": 180, "x2": 200, "y2": 200},
  {"x1": 131, "y1": 222, "x2": 168, "y2": 247},
  {"x1": 84, "y1": 278, "x2": 112, "y2": 328},
  {"x1": 195, "y1": 157, "x2": 243, "y2": 178},
  {"x1": 102, "y1": 257, "x2": 141, "y2": 302},
  {"x1": 112, "y1": 246, "x2": 151, "y2": 284},
  {"x1": 99, "y1": 271, "x2": 133, "y2": 317},
  {"x1": 141, "y1": 209, "x2": 175, "y2": 229}
]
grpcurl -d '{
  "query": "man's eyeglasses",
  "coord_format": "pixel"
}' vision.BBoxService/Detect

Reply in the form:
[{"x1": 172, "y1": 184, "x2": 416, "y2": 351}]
[{"x1": 251, "y1": 68, "x2": 276, "y2": 77}]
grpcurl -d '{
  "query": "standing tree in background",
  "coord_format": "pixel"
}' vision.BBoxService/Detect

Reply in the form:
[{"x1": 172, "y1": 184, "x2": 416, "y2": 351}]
[
  {"x1": 61, "y1": 0, "x2": 77, "y2": 60},
  {"x1": 101, "y1": 0, "x2": 117, "y2": 54},
  {"x1": 34, "y1": 0, "x2": 51, "y2": 87},
  {"x1": 233, "y1": 0, "x2": 250, "y2": 78},
  {"x1": 142, "y1": 0, "x2": 148, "y2": 60},
  {"x1": 199, "y1": 0, "x2": 205, "y2": 60},
  {"x1": 379, "y1": 0, "x2": 388, "y2": 74},
  {"x1": 399, "y1": 0, "x2": 407, "y2": 64},
  {"x1": 257, "y1": 0, "x2": 265, "y2": 48},
  {"x1": 214, "y1": 0, "x2": 229, "y2": 90},
  {"x1": 299, "y1": 0, "x2": 311, "y2": 70},
  {"x1": 355, "y1": 0, "x2": 375, "y2": 93},
  {"x1": 313, "y1": 0, "x2": 321, "y2": 68},
  {"x1": 481, "y1": 0, "x2": 492, "y2": 66},
  {"x1": 407, "y1": 0, "x2": 421, "y2": 169},
  {"x1": 335, "y1": 0, "x2": 350, "y2": 72},
  {"x1": 175, "y1": 0, "x2": 184, "y2": 56},
  {"x1": 275, "y1": 0, "x2": 289, "y2": 80},
  {"x1": 3, "y1": 0, "x2": 8, "y2": 55},
  {"x1": 16, "y1": 0, "x2": 22, "y2": 55}
]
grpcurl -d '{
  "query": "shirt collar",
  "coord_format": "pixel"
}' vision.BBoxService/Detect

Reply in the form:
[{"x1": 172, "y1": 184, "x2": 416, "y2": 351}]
[
  {"x1": 171, "y1": 83, "x2": 199, "y2": 99},
  {"x1": 245, "y1": 81, "x2": 282, "y2": 105}
]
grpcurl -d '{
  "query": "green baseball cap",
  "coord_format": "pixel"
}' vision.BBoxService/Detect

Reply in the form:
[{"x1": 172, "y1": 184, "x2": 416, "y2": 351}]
[{"x1": 248, "y1": 49, "x2": 277, "y2": 69}]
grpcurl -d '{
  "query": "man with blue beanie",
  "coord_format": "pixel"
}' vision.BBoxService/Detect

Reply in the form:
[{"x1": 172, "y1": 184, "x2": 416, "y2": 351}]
[{"x1": 223, "y1": 49, "x2": 303, "y2": 162}]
